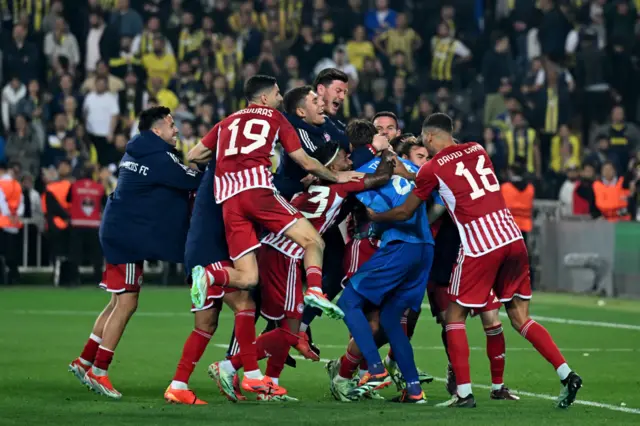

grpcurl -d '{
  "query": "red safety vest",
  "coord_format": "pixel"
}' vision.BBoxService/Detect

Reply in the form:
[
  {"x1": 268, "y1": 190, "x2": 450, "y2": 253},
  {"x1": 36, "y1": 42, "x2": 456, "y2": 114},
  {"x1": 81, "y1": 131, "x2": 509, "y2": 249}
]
[{"x1": 69, "y1": 179, "x2": 105, "y2": 228}]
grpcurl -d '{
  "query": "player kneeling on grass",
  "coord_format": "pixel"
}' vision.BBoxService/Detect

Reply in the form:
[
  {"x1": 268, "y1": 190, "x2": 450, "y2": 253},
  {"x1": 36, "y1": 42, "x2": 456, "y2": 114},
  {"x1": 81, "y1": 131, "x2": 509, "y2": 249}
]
[
  {"x1": 369, "y1": 113, "x2": 582, "y2": 409},
  {"x1": 165, "y1": 160, "x2": 288, "y2": 403},
  {"x1": 68, "y1": 107, "x2": 202, "y2": 399},
  {"x1": 209, "y1": 141, "x2": 397, "y2": 402}
]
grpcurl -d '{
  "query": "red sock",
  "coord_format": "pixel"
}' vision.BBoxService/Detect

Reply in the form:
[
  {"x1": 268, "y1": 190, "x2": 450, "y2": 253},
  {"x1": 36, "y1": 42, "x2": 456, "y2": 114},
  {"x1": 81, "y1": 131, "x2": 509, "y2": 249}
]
[
  {"x1": 233, "y1": 309, "x2": 259, "y2": 372},
  {"x1": 305, "y1": 266, "x2": 322, "y2": 290},
  {"x1": 206, "y1": 264, "x2": 229, "y2": 286},
  {"x1": 79, "y1": 333, "x2": 102, "y2": 364},
  {"x1": 445, "y1": 322, "x2": 471, "y2": 386},
  {"x1": 263, "y1": 328, "x2": 298, "y2": 378},
  {"x1": 339, "y1": 349, "x2": 362, "y2": 379},
  {"x1": 520, "y1": 319, "x2": 566, "y2": 369},
  {"x1": 359, "y1": 358, "x2": 368, "y2": 371},
  {"x1": 485, "y1": 324, "x2": 505, "y2": 385},
  {"x1": 173, "y1": 328, "x2": 213, "y2": 384},
  {"x1": 93, "y1": 346, "x2": 115, "y2": 371}
]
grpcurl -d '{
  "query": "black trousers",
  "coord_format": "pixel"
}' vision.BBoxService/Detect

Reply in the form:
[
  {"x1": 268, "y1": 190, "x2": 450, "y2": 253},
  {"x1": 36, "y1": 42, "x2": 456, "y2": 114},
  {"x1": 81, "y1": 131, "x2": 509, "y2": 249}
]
[
  {"x1": 47, "y1": 227, "x2": 71, "y2": 286},
  {"x1": 69, "y1": 227, "x2": 103, "y2": 284},
  {"x1": 0, "y1": 230, "x2": 21, "y2": 284}
]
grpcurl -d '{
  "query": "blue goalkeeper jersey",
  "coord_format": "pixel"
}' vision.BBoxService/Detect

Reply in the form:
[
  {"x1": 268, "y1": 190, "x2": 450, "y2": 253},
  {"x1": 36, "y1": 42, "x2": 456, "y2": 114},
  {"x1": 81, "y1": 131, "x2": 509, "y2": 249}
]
[{"x1": 356, "y1": 158, "x2": 442, "y2": 247}]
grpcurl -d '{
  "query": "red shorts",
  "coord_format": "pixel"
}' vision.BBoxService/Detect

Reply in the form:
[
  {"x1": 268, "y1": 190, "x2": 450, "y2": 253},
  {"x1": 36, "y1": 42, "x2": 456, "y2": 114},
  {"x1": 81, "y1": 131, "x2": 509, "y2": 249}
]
[
  {"x1": 99, "y1": 262, "x2": 144, "y2": 293},
  {"x1": 191, "y1": 261, "x2": 236, "y2": 312},
  {"x1": 341, "y1": 237, "x2": 380, "y2": 286},
  {"x1": 258, "y1": 245, "x2": 304, "y2": 321},
  {"x1": 222, "y1": 188, "x2": 302, "y2": 260},
  {"x1": 469, "y1": 290, "x2": 502, "y2": 317},
  {"x1": 449, "y1": 239, "x2": 532, "y2": 308}
]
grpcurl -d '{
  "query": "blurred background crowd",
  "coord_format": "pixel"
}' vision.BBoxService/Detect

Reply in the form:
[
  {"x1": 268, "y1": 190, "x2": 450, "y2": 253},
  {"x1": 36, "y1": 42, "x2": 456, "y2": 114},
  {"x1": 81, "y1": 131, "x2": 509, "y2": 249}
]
[{"x1": 1, "y1": 0, "x2": 640, "y2": 284}]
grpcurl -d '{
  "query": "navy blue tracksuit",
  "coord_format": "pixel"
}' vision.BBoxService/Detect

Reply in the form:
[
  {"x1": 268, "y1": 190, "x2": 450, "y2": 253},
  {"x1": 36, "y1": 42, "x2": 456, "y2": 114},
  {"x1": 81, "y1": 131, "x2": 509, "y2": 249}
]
[{"x1": 100, "y1": 131, "x2": 202, "y2": 265}]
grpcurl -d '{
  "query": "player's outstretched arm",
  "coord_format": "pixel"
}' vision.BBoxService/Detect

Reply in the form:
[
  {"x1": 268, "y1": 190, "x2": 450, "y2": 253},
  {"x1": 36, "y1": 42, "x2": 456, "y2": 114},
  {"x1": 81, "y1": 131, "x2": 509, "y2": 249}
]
[
  {"x1": 363, "y1": 149, "x2": 395, "y2": 189},
  {"x1": 288, "y1": 148, "x2": 364, "y2": 183},
  {"x1": 428, "y1": 203, "x2": 447, "y2": 224},
  {"x1": 368, "y1": 192, "x2": 422, "y2": 222},
  {"x1": 187, "y1": 141, "x2": 213, "y2": 164}
]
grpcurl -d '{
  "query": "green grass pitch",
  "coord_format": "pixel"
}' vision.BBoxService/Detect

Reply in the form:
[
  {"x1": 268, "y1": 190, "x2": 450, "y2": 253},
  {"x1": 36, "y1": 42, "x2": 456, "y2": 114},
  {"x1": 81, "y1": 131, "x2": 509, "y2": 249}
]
[{"x1": 1, "y1": 288, "x2": 639, "y2": 426}]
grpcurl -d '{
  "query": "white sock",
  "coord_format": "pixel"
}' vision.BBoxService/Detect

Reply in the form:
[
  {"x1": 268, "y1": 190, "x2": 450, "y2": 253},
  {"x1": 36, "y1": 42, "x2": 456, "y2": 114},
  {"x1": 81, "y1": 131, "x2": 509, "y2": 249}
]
[
  {"x1": 90, "y1": 333, "x2": 103, "y2": 344},
  {"x1": 219, "y1": 360, "x2": 236, "y2": 374},
  {"x1": 170, "y1": 380, "x2": 189, "y2": 390},
  {"x1": 91, "y1": 366, "x2": 108, "y2": 376},
  {"x1": 556, "y1": 363, "x2": 571, "y2": 381},
  {"x1": 491, "y1": 383, "x2": 504, "y2": 391},
  {"x1": 244, "y1": 369, "x2": 263, "y2": 380},
  {"x1": 358, "y1": 369, "x2": 367, "y2": 379},
  {"x1": 78, "y1": 357, "x2": 92, "y2": 367},
  {"x1": 271, "y1": 377, "x2": 279, "y2": 385},
  {"x1": 299, "y1": 323, "x2": 309, "y2": 333},
  {"x1": 457, "y1": 383, "x2": 472, "y2": 398},
  {"x1": 385, "y1": 355, "x2": 395, "y2": 366}
]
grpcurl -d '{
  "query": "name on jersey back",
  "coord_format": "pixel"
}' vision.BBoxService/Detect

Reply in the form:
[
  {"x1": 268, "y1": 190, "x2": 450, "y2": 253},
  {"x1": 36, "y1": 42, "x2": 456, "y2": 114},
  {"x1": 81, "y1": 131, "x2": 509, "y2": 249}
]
[
  {"x1": 232, "y1": 107, "x2": 273, "y2": 117},
  {"x1": 437, "y1": 144, "x2": 482, "y2": 166}
]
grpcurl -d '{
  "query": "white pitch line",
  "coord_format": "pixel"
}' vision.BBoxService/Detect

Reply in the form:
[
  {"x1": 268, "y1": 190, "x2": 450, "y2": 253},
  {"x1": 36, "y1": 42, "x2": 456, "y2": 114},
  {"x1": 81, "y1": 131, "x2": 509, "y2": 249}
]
[
  {"x1": 210, "y1": 344, "x2": 640, "y2": 415},
  {"x1": 418, "y1": 304, "x2": 640, "y2": 331},
  {"x1": 315, "y1": 344, "x2": 637, "y2": 353}
]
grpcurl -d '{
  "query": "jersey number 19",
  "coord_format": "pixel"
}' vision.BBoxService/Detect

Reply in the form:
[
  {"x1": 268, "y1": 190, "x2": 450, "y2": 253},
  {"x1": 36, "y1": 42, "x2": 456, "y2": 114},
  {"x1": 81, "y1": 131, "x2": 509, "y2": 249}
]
[{"x1": 224, "y1": 118, "x2": 270, "y2": 156}]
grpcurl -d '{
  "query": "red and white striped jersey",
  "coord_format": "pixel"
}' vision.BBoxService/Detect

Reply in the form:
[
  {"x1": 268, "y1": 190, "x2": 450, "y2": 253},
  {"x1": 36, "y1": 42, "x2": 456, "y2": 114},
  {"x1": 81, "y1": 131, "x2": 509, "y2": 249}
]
[
  {"x1": 201, "y1": 104, "x2": 302, "y2": 203},
  {"x1": 414, "y1": 142, "x2": 522, "y2": 257},
  {"x1": 261, "y1": 180, "x2": 366, "y2": 259}
]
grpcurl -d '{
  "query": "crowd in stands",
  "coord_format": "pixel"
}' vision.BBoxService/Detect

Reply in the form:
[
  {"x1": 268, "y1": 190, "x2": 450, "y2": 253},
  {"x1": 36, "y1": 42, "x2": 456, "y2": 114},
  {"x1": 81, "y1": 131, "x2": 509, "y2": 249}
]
[{"x1": 1, "y1": 0, "x2": 640, "y2": 278}]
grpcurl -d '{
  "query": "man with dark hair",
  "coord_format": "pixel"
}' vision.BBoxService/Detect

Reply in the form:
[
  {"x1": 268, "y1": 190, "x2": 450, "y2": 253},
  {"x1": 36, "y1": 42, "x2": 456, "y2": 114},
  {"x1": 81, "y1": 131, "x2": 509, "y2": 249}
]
[
  {"x1": 313, "y1": 68, "x2": 350, "y2": 150},
  {"x1": 186, "y1": 75, "x2": 361, "y2": 396},
  {"x1": 373, "y1": 111, "x2": 401, "y2": 139},
  {"x1": 68, "y1": 106, "x2": 203, "y2": 399},
  {"x1": 369, "y1": 112, "x2": 582, "y2": 409}
]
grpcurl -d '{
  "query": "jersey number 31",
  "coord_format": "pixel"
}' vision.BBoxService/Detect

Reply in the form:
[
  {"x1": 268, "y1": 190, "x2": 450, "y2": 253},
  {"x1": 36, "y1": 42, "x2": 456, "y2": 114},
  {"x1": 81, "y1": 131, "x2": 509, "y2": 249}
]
[{"x1": 455, "y1": 155, "x2": 500, "y2": 200}]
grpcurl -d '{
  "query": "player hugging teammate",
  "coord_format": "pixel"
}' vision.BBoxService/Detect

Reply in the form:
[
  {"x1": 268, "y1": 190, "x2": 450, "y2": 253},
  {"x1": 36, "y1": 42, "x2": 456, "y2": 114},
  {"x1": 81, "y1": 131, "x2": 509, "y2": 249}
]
[{"x1": 67, "y1": 70, "x2": 582, "y2": 410}]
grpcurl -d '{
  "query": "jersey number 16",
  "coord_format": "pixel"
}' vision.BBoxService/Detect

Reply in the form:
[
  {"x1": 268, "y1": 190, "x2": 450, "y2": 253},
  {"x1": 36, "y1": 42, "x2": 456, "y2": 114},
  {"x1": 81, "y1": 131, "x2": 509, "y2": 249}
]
[{"x1": 455, "y1": 155, "x2": 500, "y2": 200}]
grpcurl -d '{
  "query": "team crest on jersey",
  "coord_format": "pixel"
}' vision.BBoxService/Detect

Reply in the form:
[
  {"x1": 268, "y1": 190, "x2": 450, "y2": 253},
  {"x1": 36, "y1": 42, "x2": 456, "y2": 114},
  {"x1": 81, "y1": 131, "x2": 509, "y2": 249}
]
[
  {"x1": 81, "y1": 198, "x2": 95, "y2": 217},
  {"x1": 323, "y1": 132, "x2": 330, "y2": 141},
  {"x1": 297, "y1": 303, "x2": 304, "y2": 314}
]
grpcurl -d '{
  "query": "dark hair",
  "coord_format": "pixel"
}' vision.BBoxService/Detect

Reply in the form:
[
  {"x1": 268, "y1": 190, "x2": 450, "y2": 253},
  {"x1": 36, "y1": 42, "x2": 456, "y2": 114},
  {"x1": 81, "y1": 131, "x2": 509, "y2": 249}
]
[
  {"x1": 390, "y1": 133, "x2": 415, "y2": 151},
  {"x1": 313, "y1": 68, "x2": 348, "y2": 90},
  {"x1": 312, "y1": 140, "x2": 341, "y2": 166},
  {"x1": 0, "y1": 161, "x2": 7, "y2": 170},
  {"x1": 346, "y1": 119, "x2": 376, "y2": 147},
  {"x1": 244, "y1": 74, "x2": 278, "y2": 101},
  {"x1": 372, "y1": 111, "x2": 399, "y2": 129},
  {"x1": 81, "y1": 164, "x2": 96, "y2": 179},
  {"x1": 283, "y1": 85, "x2": 313, "y2": 115},
  {"x1": 423, "y1": 113, "x2": 453, "y2": 134},
  {"x1": 95, "y1": 75, "x2": 108, "y2": 84},
  {"x1": 138, "y1": 106, "x2": 171, "y2": 131}
]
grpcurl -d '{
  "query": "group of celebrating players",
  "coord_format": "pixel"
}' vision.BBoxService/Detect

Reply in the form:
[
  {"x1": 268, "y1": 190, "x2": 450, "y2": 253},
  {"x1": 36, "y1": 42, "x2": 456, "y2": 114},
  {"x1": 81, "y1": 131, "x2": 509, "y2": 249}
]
[{"x1": 66, "y1": 68, "x2": 582, "y2": 409}]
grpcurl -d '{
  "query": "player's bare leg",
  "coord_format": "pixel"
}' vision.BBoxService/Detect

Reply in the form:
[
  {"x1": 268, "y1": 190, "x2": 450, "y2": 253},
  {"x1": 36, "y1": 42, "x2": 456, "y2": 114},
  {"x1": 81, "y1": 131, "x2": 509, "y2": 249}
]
[
  {"x1": 283, "y1": 219, "x2": 344, "y2": 319},
  {"x1": 505, "y1": 297, "x2": 582, "y2": 408},
  {"x1": 479, "y1": 309, "x2": 518, "y2": 400},
  {"x1": 84, "y1": 292, "x2": 139, "y2": 399},
  {"x1": 209, "y1": 289, "x2": 287, "y2": 401},
  {"x1": 191, "y1": 254, "x2": 259, "y2": 307},
  {"x1": 69, "y1": 293, "x2": 117, "y2": 385},
  {"x1": 436, "y1": 302, "x2": 476, "y2": 408},
  {"x1": 165, "y1": 302, "x2": 221, "y2": 405}
]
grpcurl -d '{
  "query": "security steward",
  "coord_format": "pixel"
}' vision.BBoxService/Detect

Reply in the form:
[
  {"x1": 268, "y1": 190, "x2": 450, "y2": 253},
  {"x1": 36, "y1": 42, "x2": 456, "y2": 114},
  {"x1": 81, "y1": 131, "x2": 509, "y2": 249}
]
[{"x1": 67, "y1": 165, "x2": 107, "y2": 285}]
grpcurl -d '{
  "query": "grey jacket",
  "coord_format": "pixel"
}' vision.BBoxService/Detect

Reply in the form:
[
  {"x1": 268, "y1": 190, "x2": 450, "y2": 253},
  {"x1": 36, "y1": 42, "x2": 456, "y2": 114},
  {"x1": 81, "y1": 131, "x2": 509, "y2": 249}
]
[{"x1": 5, "y1": 126, "x2": 41, "y2": 177}]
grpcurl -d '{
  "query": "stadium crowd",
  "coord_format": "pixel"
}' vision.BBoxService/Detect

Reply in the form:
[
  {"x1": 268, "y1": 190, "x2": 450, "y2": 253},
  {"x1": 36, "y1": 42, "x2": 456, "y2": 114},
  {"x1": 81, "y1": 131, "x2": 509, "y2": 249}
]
[{"x1": 1, "y1": 0, "x2": 640, "y2": 285}]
